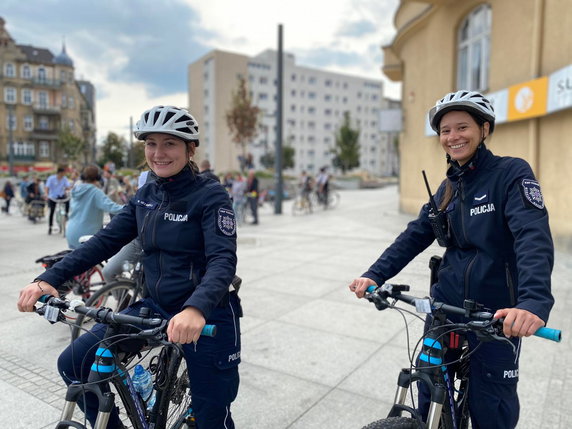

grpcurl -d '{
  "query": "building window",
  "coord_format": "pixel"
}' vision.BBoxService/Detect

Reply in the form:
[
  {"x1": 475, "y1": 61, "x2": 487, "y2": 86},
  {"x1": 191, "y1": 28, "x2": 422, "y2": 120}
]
[
  {"x1": 6, "y1": 114, "x2": 16, "y2": 130},
  {"x1": 22, "y1": 89, "x2": 32, "y2": 105},
  {"x1": 62, "y1": 94, "x2": 67, "y2": 108},
  {"x1": 39, "y1": 116, "x2": 49, "y2": 130},
  {"x1": 309, "y1": 76, "x2": 316, "y2": 84},
  {"x1": 38, "y1": 67, "x2": 46, "y2": 82},
  {"x1": 259, "y1": 76, "x2": 268, "y2": 84},
  {"x1": 24, "y1": 115, "x2": 33, "y2": 131},
  {"x1": 38, "y1": 91, "x2": 48, "y2": 108},
  {"x1": 457, "y1": 4, "x2": 491, "y2": 91},
  {"x1": 22, "y1": 64, "x2": 31, "y2": 79},
  {"x1": 39, "y1": 141, "x2": 49, "y2": 157},
  {"x1": 4, "y1": 87, "x2": 16, "y2": 103},
  {"x1": 4, "y1": 63, "x2": 15, "y2": 77},
  {"x1": 69, "y1": 96, "x2": 75, "y2": 108}
]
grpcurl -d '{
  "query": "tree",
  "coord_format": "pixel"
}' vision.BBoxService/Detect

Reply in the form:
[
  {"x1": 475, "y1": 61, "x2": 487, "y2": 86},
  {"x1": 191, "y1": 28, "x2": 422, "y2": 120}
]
[
  {"x1": 332, "y1": 111, "x2": 360, "y2": 173},
  {"x1": 56, "y1": 128, "x2": 85, "y2": 165},
  {"x1": 98, "y1": 132, "x2": 127, "y2": 169},
  {"x1": 225, "y1": 76, "x2": 260, "y2": 166},
  {"x1": 259, "y1": 145, "x2": 295, "y2": 170}
]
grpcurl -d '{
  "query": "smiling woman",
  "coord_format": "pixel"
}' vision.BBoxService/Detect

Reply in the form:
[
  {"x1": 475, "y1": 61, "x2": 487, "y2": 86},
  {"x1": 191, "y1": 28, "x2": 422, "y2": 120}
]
[
  {"x1": 18, "y1": 104, "x2": 242, "y2": 428},
  {"x1": 349, "y1": 90, "x2": 554, "y2": 428}
]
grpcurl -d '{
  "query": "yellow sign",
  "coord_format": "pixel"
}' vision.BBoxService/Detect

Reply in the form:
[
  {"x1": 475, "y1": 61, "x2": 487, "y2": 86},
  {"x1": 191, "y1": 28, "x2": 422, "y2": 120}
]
[{"x1": 507, "y1": 77, "x2": 548, "y2": 121}]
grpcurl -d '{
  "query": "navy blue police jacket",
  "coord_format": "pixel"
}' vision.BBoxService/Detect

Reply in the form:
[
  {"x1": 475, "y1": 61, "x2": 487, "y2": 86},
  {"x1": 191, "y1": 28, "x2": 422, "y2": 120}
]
[
  {"x1": 37, "y1": 166, "x2": 237, "y2": 319},
  {"x1": 363, "y1": 144, "x2": 554, "y2": 322}
]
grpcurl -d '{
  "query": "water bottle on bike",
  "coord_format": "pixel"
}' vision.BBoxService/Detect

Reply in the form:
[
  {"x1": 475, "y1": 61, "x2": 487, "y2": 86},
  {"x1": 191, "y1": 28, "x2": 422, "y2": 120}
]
[{"x1": 132, "y1": 364, "x2": 156, "y2": 410}]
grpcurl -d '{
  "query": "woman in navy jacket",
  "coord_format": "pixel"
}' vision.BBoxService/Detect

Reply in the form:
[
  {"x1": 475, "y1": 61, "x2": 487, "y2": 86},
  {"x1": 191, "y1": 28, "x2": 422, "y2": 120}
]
[
  {"x1": 18, "y1": 105, "x2": 241, "y2": 429},
  {"x1": 349, "y1": 91, "x2": 554, "y2": 429}
]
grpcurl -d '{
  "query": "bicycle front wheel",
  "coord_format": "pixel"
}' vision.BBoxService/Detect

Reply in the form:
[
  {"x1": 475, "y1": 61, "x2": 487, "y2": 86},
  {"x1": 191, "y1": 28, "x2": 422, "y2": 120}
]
[
  {"x1": 156, "y1": 347, "x2": 194, "y2": 429},
  {"x1": 71, "y1": 279, "x2": 136, "y2": 340},
  {"x1": 327, "y1": 191, "x2": 340, "y2": 209},
  {"x1": 363, "y1": 417, "x2": 420, "y2": 429}
]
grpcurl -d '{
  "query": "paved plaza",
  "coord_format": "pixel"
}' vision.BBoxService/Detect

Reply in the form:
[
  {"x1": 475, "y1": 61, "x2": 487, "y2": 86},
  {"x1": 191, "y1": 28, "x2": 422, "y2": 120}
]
[{"x1": 0, "y1": 185, "x2": 570, "y2": 428}]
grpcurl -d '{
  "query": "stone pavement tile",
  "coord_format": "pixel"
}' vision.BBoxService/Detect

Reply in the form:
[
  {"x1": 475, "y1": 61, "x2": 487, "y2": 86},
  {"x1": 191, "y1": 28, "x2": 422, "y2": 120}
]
[
  {"x1": 288, "y1": 388, "x2": 392, "y2": 429},
  {"x1": 240, "y1": 287, "x2": 308, "y2": 320},
  {"x1": 338, "y1": 342, "x2": 425, "y2": 403},
  {"x1": 277, "y1": 298, "x2": 412, "y2": 344},
  {"x1": 0, "y1": 380, "x2": 60, "y2": 428},
  {"x1": 232, "y1": 362, "x2": 331, "y2": 428},
  {"x1": 242, "y1": 320, "x2": 381, "y2": 387},
  {"x1": 246, "y1": 270, "x2": 344, "y2": 298}
]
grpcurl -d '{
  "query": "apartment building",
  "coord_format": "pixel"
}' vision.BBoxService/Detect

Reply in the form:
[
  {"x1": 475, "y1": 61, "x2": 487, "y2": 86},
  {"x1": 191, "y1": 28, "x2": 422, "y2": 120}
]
[
  {"x1": 0, "y1": 17, "x2": 96, "y2": 173},
  {"x1": 382, "y1": 0, "x2": 572, "y2": 250},
  {"x1": 188, "y1": 49, "x2": 399, "y2": 176}
]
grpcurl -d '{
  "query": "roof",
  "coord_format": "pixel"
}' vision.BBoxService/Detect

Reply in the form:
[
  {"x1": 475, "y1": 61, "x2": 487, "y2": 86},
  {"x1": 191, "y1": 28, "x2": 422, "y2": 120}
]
[{"x1": 17, "y1": 44, "x2": 54, "y2": 64}]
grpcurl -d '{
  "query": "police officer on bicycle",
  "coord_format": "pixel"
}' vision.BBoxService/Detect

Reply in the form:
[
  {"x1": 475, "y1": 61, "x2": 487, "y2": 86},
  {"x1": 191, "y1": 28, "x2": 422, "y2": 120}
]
[
  {"x1": 18, "y1": 105, "x2": 242, "y2": 429},
  {"x1": 349, "y1": 91, "x2": 554, "y2": 429}
]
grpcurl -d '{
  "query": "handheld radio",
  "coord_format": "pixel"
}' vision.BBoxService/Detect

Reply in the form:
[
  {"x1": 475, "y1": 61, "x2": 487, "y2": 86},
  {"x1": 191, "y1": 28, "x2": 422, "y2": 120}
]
[{"x1": 422, "y1": 170, "x2": 451, "y2": 247}]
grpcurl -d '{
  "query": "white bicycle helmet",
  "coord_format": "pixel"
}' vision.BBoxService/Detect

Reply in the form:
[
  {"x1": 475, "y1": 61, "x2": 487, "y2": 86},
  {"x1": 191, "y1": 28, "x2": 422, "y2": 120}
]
[
  {"x1": 428, "y1": 90, "x2": 495, "y2": 133},
  {"x1": 134, "y1": 105, "x2": 200, "y2": 144}
]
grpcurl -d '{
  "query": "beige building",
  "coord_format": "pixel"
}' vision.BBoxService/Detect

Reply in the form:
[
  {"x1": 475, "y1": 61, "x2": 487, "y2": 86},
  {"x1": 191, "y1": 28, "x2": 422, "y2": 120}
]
[
  {"x1": 0, "y1": 17, "x2": 96, "y2": 173},
  {"x1": 383, "y1": 0, "x2": 572, "y2": 251}
]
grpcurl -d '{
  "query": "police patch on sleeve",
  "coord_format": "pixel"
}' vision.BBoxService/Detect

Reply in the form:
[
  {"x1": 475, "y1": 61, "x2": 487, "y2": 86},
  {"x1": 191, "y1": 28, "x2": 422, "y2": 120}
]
[
  {"x1": 521, "y1": 179, "x2": 544, "y2": 209},
  {"x1": 217, "y1": 207, "x2": 236, "y2": 236}
]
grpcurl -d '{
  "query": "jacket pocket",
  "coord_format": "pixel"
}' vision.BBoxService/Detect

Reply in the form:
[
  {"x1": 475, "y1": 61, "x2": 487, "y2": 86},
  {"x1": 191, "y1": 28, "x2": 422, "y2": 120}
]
[
  {"x1": 505, "y1": 263, "x2": 516, "y2": 306},
  {"x1": 214, "y1": 346, "x2": 241, "y2": 370}
]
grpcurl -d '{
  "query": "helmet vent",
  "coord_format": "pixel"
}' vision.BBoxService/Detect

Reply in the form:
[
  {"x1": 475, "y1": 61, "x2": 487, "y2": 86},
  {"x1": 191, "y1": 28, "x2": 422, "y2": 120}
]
[{"x1": 164, "y1": 111, "x2": 176, "y2": 122}]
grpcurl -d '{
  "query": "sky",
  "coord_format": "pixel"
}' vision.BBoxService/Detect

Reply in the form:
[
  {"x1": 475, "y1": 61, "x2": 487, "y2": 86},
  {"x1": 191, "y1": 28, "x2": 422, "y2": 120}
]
[{"x1": 2, "y1": 0, "x2": 401, "y2": 143}]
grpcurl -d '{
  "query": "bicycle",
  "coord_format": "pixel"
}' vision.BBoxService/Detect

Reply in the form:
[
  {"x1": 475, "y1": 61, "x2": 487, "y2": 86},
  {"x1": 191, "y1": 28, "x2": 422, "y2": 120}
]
[
  {"x1": 361, "y1": 283, "x2": 562, "y2": 429},
  {"x1": 36, "y1": 250, "x2": 106, "y2": 317},
  {"x1": 291, "y1": 191, "x2": 313, "y2": 215},
  {"x1": 50, "y1": 195, "x2": 71, "y2": 236},
  {"x1": 35, "y1": 295, "x2": 216, "y2": 429},
  {"x1": 71, "y1": 250, "x2": 145, "y2": 340},
  {"x1": 316, "y1": 189, "x2": 340, "y2": 210}
]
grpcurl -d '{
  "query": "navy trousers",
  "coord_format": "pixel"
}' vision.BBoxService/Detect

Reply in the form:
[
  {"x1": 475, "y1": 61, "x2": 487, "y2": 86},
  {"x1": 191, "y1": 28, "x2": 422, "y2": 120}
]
[
  {"x1": 417, "y1": 319, "x2": 521, "y2": 428},
  {"x1": 57, "y1": 295, "x2": 241, "y2": 428}
]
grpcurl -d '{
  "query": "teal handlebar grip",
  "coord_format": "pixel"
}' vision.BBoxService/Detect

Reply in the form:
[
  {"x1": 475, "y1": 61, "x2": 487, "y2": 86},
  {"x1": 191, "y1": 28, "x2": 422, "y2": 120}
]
[{"x1": 534, "y1": 326, "x2": 561, "y2": 342}]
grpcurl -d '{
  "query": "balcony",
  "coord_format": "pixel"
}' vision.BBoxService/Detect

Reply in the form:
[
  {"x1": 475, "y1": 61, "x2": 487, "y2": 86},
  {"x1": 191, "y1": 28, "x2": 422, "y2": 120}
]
[
  {"x1": 33, "y1": 104, "x2": 61, "y2": 115},
  {"x1": 31, "y1": 78, "x2": 62, "y2": 88}
]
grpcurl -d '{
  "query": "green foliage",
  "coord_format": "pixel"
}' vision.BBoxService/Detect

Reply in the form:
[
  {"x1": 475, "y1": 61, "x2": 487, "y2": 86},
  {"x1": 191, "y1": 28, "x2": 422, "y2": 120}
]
[
  {"x1": 225, "y1": 75, "x2": 260, "y2": 160},
  {"x1": 258, "y1": 145, "x2": 295, "y2": 170},
  {"x1": 56, "y1": 128, "x2": 86, "y2": 164},
  {"x1": 131, "y1": 141, "x2": 146, "y2": 169},
  {"x1": 332, "y1": 111, "x2": 360, "y2": 174},
  {"x1": 98, "y1": 132, "x2": 127, "y2": 169}
]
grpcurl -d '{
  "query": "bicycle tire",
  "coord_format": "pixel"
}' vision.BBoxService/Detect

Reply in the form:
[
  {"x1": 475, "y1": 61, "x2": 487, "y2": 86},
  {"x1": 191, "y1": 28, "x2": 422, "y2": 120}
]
[
  {"x1": 156, "y1": 347, "x2": 194, "y2": 429},
  {"x1": 291, "y1": 196, "x2": 306, "y2": 216},
  {"x1": 71, "y1": 279, "x2": 136, "y2": 340},
  {"x1": 362, "y1": 417, "x2": 420, "y2": 429}
]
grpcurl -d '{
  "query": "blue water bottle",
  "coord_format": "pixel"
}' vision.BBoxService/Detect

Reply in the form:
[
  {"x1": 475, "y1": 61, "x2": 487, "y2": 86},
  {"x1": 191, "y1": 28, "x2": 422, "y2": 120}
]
[{"x1": 132, "y1": 364, "x2": 156, "y2": 410}]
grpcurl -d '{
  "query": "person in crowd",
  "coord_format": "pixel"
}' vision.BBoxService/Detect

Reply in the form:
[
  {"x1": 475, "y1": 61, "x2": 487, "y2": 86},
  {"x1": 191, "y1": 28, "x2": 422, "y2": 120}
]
[
  {"x1": 246, "y1": 169, "x2": 259, "y2": 225},
  {"x1": 199, "y1": 159, "x2": 220, "y2": 182},
  {"x1": 102, "y1": 169, "x2": 122, "y2": 204},
  {"x1": 349, "y1": 91, "x2": 554, "y2": 429},
  {"x1": 25, "y1": 176, "x2": 44, "y2": 223},
  {"x1": 45, "y1": 167, "x2": 72, "y2": 235},
  {"x1": 223, "y1": 172, "x2": 234, "y2": 193},
  {"x1": 19, "y1": 175, "x2": 29, "y2": 201},
  {"x1": 2, "y1": 180, "x2": 15, "y2": 214},
  {"x1": 17, "y1": 105, "x2": 241, "y2": 429},
  {"x1": 65, "y1": 165, "x2": 124, "y2": 249},
  {"x1": 298, "y1": 170, "x2": 314, "y2": 211},
  {"x1": 315, "y1": 166, "x2": 330, "y2": 208},
  {"x1": 230, "y1": 173, "x2": 247, "y2": 224}
]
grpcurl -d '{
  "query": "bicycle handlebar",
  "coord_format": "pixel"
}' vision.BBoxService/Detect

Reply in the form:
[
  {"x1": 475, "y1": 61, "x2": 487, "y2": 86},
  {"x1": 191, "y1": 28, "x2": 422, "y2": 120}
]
[
  {"x1": 37, "y1": 295, "x2": 217, "y2": 337},
  {"x1": 365, "y1": 285, "x2": 562, "y2": 343}
]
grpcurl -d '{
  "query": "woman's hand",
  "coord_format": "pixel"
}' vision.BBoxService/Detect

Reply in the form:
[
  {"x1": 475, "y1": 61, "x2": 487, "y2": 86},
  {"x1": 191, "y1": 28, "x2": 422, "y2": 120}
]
[
  {"x1": 493, "y1": 308, "x2": 545, "y2": 338},
  {"x1": 17, "y1": 281, "x2": 58, "y2": 312},
  {"x1": 349, "y1": 277, "x2": 377, "y2": 298},
  {"x1": 167, "y1": 306, "x2": 206, "y2": 344}
]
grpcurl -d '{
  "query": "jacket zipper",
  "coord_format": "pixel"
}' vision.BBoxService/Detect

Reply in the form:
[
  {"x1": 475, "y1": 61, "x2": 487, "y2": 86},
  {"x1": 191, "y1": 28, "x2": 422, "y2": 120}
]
[
  {"x1": 464, "y1": 249, "x2": 478, "y2": 300},
  {"x1": 153, "y1": 192, "x2": 168, "y2": 304},
  {"x1": 505, "y1": 263, "x2": 516, "y2": 306}
]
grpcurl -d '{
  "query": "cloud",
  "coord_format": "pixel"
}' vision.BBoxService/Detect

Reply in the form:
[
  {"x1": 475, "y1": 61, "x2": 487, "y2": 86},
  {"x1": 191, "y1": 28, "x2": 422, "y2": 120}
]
[
  {"x1": 336, "y1": 19, "x2": 377, "y2": 38},
  {"x1": 2, "y1": 0, "x2": 210, "y2": 96}
]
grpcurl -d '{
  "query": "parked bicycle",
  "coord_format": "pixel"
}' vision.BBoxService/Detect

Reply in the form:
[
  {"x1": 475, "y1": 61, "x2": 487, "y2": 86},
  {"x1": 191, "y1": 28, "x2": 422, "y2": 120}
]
[
  {"x1": 71, "y1": 250, "x2": 145, "y2": 340},
  {"x1": 35, "y1": 296, "x2": 216, "y2": 429},
  {"x1": 35, "y1": 250, "x2": 106, "y2": 318},
  {"x1": 361, "y1": 283, "x2": 561, "y2": 429}
]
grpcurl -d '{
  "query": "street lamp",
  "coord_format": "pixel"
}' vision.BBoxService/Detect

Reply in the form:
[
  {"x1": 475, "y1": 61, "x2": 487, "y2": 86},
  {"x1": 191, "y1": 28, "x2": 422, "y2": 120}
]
[{"x1": 7, "y1": 103, "x2": 15, "y2": 176}]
